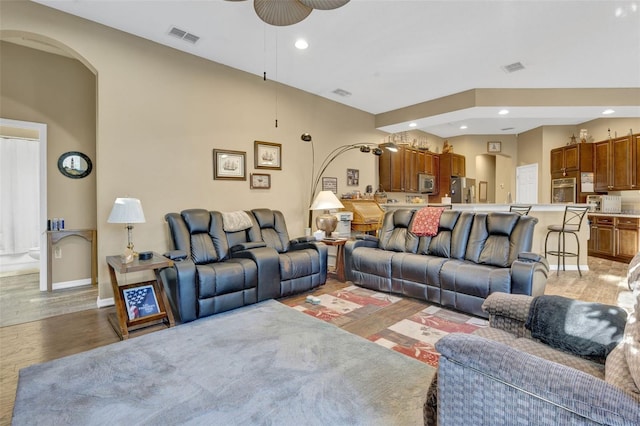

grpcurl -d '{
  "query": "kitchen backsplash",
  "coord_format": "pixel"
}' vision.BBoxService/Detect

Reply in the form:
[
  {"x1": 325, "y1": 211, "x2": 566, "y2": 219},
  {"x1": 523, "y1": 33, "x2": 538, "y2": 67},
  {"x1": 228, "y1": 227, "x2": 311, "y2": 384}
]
[{"x1": 612, "y1": 190, "x2": 640, "y2": 213}]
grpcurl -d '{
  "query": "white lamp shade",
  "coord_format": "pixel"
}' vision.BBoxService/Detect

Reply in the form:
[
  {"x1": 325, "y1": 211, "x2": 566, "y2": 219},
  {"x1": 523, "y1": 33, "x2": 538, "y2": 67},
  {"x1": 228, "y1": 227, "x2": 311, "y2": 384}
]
[
  {"x1": 310, "y1": 191, "x2": 344, "y2": 211},
  {"x1": 107, "y1": 198, "x2": 146, "y2": 224}
]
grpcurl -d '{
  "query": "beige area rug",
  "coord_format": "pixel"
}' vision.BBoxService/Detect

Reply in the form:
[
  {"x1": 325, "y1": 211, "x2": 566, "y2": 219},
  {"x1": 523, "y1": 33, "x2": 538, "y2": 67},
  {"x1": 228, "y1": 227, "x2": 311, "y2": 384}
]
[{"x1": 0, "y1": 273, "x2": 97, "y2": 327}]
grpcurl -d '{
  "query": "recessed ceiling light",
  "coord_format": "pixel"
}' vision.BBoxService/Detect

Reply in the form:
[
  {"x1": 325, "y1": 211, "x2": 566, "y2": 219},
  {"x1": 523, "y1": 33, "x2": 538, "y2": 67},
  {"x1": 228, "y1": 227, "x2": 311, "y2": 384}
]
[
  {"x1": 460, "y1": 125, "x2": 468, "y2": 130},
  {"x1": 498, "y1": 109, "x2": 510, "y2": 115},
  {"x1": 602, "y1": 109, "x2": 615, "y2": 115},
  {"x1": 294, "y1": 39, "x2": 309, "y2": 50},
  {"x1": 409, "y1": 123, "x2": 417, "y2": 128}
]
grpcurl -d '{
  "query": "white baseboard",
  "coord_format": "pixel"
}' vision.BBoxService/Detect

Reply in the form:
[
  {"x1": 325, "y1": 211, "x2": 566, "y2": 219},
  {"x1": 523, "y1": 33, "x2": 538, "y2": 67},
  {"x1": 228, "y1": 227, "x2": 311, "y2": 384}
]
[
  {"x1": 97, "y1": 296, "x2": 114, "y2": 308},
  {"x1": 52, "y1": 278, "x2": 92, "y2": 291}
]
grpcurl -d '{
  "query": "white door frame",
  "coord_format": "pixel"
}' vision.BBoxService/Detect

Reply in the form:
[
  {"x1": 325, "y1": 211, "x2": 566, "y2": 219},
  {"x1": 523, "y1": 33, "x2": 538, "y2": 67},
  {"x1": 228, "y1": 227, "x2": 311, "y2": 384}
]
[{"x1": 0, "y1": 118, "x2": 48, "y2": 291}]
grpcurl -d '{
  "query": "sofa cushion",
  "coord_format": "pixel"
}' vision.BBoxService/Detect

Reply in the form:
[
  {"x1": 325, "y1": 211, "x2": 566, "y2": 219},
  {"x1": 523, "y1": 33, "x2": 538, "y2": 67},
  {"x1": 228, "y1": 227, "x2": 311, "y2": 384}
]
[
  {"x1": 379, "y1": 210, "x2": 418, "y2": 253},
  {"x1": 278, "y1": 249, "x2": 318, "y2": 280},
  {"x1": 510, "y1": 338, "x2": 605, "y2": 379}
]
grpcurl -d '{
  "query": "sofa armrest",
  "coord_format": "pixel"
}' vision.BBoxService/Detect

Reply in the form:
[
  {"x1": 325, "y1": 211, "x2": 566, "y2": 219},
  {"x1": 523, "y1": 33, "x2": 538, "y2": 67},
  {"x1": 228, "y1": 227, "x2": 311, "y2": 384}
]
[
  {"x1": 481, "y1": 292, "x2": 533, "y2": 337},
  {"x1": 290, "y1": 235, "x2": 316, "y2": 244},
  {"x1": 435, "y1": 333, "x2": 640, "y2": 426},
  {"x1": 158, "y1": 259, "x2": 197, "y2": 323},
  {"x1": 164, "y1": 250, "x2": 188, "y2": 261},
  {"x1": 344, "y1": 237, "x2": 380, "y2": 282},
  {"x1": 510, "y1": 252, "x2": 549, "y2": 297},
  {"x1": 230, "y1": 242, "x2": 267, "y2": 253},
  {"x1": 231, "y1": 246, "x2": 281, "y2": 300}
]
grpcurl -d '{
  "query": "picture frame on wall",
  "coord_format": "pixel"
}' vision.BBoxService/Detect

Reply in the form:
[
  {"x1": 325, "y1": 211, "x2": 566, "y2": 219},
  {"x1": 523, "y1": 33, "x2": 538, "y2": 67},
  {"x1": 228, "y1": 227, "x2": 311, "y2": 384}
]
[
  {"x1": 347, "y1": 169, "x2": 359, "y2": 186},
  {"x1": 213, "y1": 149, "x2": 246, "y2": 180},
  {"x1": 250, "y1": 173, "x2": 271, "y2": 189},
  {"x1": 322, "y1": 177, "x2": 338, "y2": 194},
  {"x1": 254, "y1": 141, "x2": 282, "y2": 170}
]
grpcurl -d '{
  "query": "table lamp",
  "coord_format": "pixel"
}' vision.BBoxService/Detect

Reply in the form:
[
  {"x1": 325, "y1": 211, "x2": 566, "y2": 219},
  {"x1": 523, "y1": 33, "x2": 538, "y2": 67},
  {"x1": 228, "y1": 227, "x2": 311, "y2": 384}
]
[
  {"x1": 107, "y1": 197, "x2": 146, "y2": 263},
  {"x1": 310, "y1": 191, "x2": 344, "y2": 238}
]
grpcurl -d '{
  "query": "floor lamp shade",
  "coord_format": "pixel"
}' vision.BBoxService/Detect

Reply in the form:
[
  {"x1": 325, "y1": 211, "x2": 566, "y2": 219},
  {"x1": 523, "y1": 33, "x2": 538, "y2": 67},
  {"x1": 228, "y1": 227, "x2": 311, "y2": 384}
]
[{"x1": 310, "y1": 191, "x2": 344, "y2": 237}]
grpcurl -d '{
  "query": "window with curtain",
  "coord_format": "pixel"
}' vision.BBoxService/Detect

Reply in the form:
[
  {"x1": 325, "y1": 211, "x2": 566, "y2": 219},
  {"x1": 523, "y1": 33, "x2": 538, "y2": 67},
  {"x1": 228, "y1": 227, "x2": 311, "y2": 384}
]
[{"x1": 0, "y1": 137, "x2": 40, "y2": 255}]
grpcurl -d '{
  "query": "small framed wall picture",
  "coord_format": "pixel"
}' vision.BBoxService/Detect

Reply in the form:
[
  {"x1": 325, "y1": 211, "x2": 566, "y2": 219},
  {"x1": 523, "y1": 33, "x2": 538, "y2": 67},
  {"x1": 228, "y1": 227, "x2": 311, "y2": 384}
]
[
  {"x1": 322, "y1": 177, "x2": 338, "y2": 194},
  {"x1": 213, "y1": 149, "x2": 246, "y2": 180},
  {"x1": 487, "y1": 141, "x2": 502, "y2": 153},
  {"x1": 255, "y1": 141, "x2": 282, "y2": 170},
  {"x1": 347, "y1": 168, "x2": 359, "y2": 186},
  {"x1": 250, "y1": 173, "x2": 271, "y2": 189}
]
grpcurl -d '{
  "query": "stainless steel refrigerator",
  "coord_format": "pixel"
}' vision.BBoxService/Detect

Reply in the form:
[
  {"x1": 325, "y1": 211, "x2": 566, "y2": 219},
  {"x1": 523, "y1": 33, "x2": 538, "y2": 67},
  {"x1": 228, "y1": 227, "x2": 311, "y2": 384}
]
[{"x1": 451, "y1": 177, "x2": 476, "y2": 203}]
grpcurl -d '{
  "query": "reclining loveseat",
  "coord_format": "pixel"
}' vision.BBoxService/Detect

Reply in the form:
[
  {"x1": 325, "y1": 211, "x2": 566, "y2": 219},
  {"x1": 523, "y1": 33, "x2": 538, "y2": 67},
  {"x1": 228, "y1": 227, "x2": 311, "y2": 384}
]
[
  {"x1": 344, "y1": 209, "x2": 549, "y2": 318},
  {"x1": 160, "y1": 208, "x2": 327, "y2": 322}
]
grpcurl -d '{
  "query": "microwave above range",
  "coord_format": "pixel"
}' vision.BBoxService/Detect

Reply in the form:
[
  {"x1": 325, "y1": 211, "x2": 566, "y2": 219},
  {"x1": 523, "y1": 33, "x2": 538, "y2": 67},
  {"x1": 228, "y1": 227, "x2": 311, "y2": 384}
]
[{"x1": 418, "y1": 174, "x2": 436, "y2": 194}]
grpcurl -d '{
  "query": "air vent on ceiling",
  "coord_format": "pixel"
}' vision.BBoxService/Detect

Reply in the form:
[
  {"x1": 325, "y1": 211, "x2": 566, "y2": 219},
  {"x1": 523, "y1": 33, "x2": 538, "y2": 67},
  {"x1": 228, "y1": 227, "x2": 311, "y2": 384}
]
[
  {"x1": 502, "y1": 62, "x2": 525, "y2": 73},
  {"x1": 168, "y1": 26, "x2": 200, "y2": 44},
  {"x1": 332, "y1": 88, "x2": 352, "y2": 97},
  {"x1": 501, "y1": 127, "x2": 515, "y2": 131}
]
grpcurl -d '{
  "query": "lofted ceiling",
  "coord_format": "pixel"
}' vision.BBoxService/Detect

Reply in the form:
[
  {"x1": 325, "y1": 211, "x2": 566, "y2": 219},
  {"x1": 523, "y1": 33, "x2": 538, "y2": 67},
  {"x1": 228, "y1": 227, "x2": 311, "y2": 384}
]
[{"x1": 27, "y1": 0, "x2": 640, "y2": 138}]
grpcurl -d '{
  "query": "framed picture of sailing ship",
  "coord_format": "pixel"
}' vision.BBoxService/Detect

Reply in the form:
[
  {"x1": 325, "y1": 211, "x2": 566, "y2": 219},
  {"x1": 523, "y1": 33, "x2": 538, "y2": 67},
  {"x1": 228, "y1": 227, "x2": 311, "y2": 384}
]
[
  {"x1": 254, "y1": 141, "x2": 282, "y2": 170},
  {"x1": 213, "y1": 149, "x2": 246, "y2": 180}
]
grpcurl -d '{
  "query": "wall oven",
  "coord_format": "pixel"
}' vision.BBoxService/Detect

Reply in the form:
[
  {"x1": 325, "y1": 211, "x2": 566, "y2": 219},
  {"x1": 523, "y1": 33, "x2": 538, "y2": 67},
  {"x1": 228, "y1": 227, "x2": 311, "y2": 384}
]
[{"x1": 551, "y1": 177, "x2": 576, "y2": 203}]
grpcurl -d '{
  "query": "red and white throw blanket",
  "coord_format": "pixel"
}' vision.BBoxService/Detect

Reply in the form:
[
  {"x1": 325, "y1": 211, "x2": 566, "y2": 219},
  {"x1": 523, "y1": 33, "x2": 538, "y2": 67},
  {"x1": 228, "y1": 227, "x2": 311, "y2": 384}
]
[{"x1": 410, "y1": 207, "x2": 445, "y2": 237}]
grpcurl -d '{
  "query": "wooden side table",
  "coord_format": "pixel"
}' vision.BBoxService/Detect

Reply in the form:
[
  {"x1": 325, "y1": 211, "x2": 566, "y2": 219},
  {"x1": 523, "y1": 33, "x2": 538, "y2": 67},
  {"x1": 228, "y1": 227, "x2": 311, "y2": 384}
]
[
  {"x1": 47, "y1": 229, "x2": 97, "y2": 292},
  {"x1": 106, "y1": 252, "x2": 175, "y2": 340},
  {"x1": 322, "y1": 238, "x2": 348, "y2": 282}
]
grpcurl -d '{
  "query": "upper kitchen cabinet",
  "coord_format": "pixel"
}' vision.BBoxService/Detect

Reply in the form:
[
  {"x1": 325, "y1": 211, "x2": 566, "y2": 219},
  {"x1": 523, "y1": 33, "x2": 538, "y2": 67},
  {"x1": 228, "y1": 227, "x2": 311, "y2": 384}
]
[
  {"x1": 440, "y1": 153, "x2": 466, "y2": 178},
  {"x1": 550, "y1": 144, "x2": 594, "y2": 176},
  {"x1": 378, "y1": 145, "x2": 404, "y2": 192},
  {"x1": 594, "y1": 134, "x2": 639, "y2": 192},
  {"x1": 378, "y1": 146, "x2": 440, "y2": 193}
]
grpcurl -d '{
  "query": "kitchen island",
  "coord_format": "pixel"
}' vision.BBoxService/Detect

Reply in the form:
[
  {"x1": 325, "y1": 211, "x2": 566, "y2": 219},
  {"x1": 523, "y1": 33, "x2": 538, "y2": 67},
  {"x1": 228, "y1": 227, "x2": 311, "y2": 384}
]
[{"x1": 380, "y1": 203, "x2": 591, "y2": 272}]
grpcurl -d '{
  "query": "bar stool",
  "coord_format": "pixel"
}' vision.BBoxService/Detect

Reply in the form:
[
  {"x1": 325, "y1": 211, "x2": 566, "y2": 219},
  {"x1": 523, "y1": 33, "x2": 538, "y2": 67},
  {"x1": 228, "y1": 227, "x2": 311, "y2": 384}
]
[
  {"x1": 544, "y1": 205, "x2": 589, "y2": 276},
  {"x1": 509, "y1": 205, "x2": 532, "y2": 216}
]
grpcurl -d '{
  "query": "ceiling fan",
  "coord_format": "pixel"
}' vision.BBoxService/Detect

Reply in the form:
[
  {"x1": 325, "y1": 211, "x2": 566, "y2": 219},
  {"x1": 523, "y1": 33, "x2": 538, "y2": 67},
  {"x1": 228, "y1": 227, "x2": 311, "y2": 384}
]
[{"x1": 226, "y1": 0, "x2": 350, "y2": 26}]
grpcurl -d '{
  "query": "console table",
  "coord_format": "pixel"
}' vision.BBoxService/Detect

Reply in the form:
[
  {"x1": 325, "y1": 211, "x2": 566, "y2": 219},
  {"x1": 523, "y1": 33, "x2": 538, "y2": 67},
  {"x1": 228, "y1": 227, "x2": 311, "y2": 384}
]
[{"x1": 47, "y1": 229, "x2": 97, "y2": 292}]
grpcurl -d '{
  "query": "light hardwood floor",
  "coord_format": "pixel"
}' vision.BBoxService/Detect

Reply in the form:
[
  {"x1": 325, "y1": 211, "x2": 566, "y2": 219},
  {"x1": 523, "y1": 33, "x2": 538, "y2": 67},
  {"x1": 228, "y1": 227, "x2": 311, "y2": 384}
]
[
  {"x1": 0, "y1": 257, "x2": 635, "y2": 425},
  {"x1": 0, "y1": 273, "x2": 98, "y2": 327}
]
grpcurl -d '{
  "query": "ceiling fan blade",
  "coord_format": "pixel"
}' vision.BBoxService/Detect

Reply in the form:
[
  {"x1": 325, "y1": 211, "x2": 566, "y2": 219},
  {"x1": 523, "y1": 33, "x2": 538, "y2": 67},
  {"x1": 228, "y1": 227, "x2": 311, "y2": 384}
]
[
  {"x1": 298, "y1": 0, "x2": 349, "y2": 10},
  {"x1": 254, "y1": 0, "x2": 313, "y2": 26}
]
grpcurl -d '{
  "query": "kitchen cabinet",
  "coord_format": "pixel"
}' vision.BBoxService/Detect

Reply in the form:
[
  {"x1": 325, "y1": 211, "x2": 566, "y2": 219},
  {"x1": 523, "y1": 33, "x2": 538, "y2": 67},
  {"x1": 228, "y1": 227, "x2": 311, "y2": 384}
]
[
  {"x1": 378, "y1": 145, "x2": 404, "y2": 192},
  {"x1": 594, "y1": 134, "x2": 639, "y2": 191},
  {"x1": 588, "y1": 215, "x2": 640, "y2": 263},
  {"x1": 550, "y1": 144, "x2": 594, "y2": 176},
  {"x1": 588, "y1": 215, "x2": 614, "y2": 257},
  {"x1": 378, "y1": 146, "x2": 439, "y2": 193},
  {"x1": 615, "y1": 217, "x2": 640, "y2": 261}
]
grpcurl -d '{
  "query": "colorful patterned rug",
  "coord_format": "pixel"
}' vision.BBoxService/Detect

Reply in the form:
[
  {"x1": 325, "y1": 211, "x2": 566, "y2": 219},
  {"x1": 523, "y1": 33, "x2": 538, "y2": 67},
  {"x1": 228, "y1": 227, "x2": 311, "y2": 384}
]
[{"x1": 285, "y1": 285, "x2": 487, "y2": 367}]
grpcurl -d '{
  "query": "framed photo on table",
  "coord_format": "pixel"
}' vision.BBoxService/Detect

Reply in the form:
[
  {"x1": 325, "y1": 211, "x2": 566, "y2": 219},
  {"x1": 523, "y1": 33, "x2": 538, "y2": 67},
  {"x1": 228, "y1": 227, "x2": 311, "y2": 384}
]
[
  {"x1": 213, "y1": 149, "x2": 246, "y2": 180},
  {"x1": 254, "y1": 141, "x2": 282, "y2": 170},
  {"x1": 120, "y1": 282, "x2": 162, "y2": 324},
  {"x1": 250, "y1": 173, "x2": 271, "y2": 189}
]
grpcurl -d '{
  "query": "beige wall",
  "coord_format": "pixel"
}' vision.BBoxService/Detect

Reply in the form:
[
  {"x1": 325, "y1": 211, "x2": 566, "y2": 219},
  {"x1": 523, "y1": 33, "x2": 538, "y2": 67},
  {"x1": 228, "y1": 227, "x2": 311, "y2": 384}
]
[
  {"x1": 1, "y1": 41, "x2": 97, "y2": 283},
  {"x1": 1, "y1": 1, "x2": 384, "y2": 300}
]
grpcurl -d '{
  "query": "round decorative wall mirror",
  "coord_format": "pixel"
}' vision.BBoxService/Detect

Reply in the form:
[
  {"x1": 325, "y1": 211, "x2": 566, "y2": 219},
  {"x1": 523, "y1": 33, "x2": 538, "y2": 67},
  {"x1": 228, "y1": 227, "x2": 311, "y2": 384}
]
[{"x1": 57, "y1": 151, "x2": 93, "y2": 179}]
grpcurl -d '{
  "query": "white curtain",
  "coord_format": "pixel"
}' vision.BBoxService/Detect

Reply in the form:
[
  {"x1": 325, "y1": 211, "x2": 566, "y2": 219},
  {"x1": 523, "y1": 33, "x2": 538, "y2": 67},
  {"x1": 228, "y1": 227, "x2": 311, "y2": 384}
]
[{"x1": 0, "y1": 137, "x2": 40, "y2": 255}]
